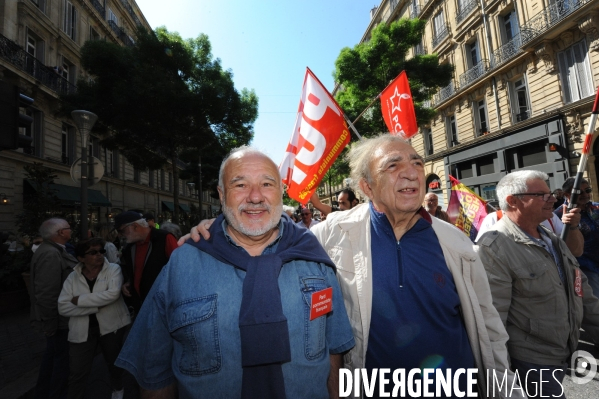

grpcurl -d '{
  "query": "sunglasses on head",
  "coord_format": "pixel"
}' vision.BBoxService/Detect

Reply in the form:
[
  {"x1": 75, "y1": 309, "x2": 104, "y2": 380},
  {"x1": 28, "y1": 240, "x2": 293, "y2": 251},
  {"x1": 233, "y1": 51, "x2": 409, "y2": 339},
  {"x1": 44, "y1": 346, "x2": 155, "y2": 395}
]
[{"x1": 85, "y1": 248, "x2": 106, "y2": 256}]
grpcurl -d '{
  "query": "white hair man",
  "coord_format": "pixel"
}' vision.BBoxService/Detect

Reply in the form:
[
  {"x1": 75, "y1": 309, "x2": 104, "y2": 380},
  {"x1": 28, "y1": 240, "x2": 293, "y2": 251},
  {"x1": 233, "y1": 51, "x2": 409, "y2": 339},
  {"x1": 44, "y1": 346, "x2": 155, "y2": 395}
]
[
  {"x1": 116, "y1": 211, "x2": 178, "y2": 314},
  {"x1": 423, "y1": 192, "x2": 450, "y2": 222},
  {"x1": 116, "y1": 146, "x2": 354, "y2": 398},
  {"x1": 477, "y1": 170, "x2": 599, "y2": 398},
  {"x1": 310, "y1": 135, "x2": 522, "y2": 396},
  {"x1": 30, "y1": 217, "x2": 77, "y2": 398}
]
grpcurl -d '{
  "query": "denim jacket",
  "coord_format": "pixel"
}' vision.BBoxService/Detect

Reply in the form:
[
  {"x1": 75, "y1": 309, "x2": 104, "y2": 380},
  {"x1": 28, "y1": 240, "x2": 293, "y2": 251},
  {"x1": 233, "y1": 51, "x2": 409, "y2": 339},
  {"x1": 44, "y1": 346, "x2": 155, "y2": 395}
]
[{"x1": 116, "y1": 223, "x2": 355, "y2": 399}]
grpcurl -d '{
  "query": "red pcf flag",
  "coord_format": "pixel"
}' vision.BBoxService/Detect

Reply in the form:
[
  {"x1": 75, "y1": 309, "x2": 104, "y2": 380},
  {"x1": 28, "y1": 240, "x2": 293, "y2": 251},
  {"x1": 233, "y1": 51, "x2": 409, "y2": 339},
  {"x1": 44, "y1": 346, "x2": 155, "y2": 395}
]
[
  {"x1": 279, "y1": 68, "x2": 350, "y2": 204},
  {"x1": 380, "y1": 71, "x2": 418, "y2": 139}
]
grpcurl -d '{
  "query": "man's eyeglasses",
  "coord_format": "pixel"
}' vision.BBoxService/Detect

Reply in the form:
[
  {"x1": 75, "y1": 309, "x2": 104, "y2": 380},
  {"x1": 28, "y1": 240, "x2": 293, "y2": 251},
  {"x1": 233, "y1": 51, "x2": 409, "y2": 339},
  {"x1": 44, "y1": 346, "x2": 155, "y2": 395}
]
[
  {"x1": 117, "y1": 224, "x2": 133, "y2": 234},
  {"x1": 85, "y1": 248, "x2": 106, "y2": 256},
  {"x1": 57, "y1": 227, "x2": 71, "y2": 233},
  {"x1": 580, "y1": 187, "x2": 593, "y2": 194},
  {"x1": 513, "y1": 192, "x2": 557, "y2": 201}
]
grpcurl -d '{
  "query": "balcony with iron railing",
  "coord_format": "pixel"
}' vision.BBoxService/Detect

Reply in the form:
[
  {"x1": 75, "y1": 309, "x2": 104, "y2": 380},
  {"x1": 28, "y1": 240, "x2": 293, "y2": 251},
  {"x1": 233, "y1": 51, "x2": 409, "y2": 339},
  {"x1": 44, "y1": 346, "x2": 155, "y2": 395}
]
[
  {"x1": 490, "y1": 33, "x2": 522, "y2": 68},
  {"x1": 456, "y1": 0, "x2": 478, "y2": 24},
  {"x1": 0, "y1": 34, "x2": 76, "y2": 95},
  {"x1": 459, "y1": 60, "x2": 489, "y2": 88},
  {"x1": 432, "y1": 24, "x2": 449, "y2": 48},
  {"x1": 90, "y1": 0, "x2": 105, "y2": 18},
  {"x1": 119, "y1": 0, "x2": 141, "y2": 26},
  {"x1": 521, "y1": 0, "x2": 593, "y2": 46},
  {"x1": 434, "y1": 81, "x2": 456, "y2": 105},
  {"x1": 108, "y1": 20, "x2": 135, "y2": 47}
]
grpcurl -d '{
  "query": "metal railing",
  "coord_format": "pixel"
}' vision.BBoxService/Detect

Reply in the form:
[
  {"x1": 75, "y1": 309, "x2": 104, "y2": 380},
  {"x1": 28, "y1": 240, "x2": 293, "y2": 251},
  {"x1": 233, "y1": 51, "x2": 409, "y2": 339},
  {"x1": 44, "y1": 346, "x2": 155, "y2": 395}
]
[
  {"x1": 432, "y1": 24, "x2": 449, "y2": 48},
  {"x1": 108, "y1": 20, "x2": 135, "y2": 47},
  {"x1": 515, "y1": 110, "x2": 531, "y2": 122},
  {"x1": 456, "y1": 0, "x2": 478, "y2": 24},
  {"x1": 521, "y1": 0, "x2": 592, "y2": 46},
  {"x1": 490, "y1": 33, "x2": 522, "y2": 68},
  {"x1": 90, "y1": 0, "x2": 105, "y2": 18},
  {"x1": 434, "y1": 81, "x2": 456, "y2": 104},
  {"x1": 119, "y1": 0, "x2": 141, "y2": 26},
  {"x1": 0, "y1": 34, "x2": 76, "y2": 95},
  {"x1": 459, "y1": 60, "x2": 489, "y2": 88}
]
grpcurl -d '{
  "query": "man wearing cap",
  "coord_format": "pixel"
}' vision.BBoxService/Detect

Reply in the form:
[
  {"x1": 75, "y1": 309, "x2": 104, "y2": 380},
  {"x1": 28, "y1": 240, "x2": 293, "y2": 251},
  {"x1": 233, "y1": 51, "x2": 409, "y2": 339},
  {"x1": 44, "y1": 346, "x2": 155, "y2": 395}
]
[
  {"x1": 115, "y1": 211, "x2": 178, "y2": 314},
  {"x1": 143, "y1": 212, "x2": 160, "y2": 229}
]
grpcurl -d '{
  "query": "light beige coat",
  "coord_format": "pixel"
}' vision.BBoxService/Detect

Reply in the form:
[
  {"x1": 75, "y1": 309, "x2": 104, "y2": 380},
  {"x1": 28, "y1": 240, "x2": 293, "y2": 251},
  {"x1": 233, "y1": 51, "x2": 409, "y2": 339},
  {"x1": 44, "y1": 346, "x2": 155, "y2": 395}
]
[{"x1": 311, "y1": 204, "x2": 524, "y2": 398}]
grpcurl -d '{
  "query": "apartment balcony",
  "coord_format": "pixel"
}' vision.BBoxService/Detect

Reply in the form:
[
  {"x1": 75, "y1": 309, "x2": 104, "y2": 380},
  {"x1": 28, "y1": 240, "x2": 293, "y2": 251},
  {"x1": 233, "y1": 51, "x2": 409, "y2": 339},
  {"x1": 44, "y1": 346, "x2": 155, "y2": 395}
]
[
  {"x1": 490, "y1": 33, "x2": 522, "y2": 68},
  {"x1": 0, "y1": 34, "x2": 76, "y2": 95},
  {"x1": 119, "y1": 0, "x2": 142, "y2": 26},
  {"x1": 108, "y1": 20, "x2": 135, "y2": 47},
  {"x1": 434, "y1": 81, "x2": 456, "y2": 105},
  {"x1": 521, "y1": 0, "x2": 593, "y2": 46},
  {"x1": 459, "y1": 60, "x2": 489, "y2": 88},
  {"x1": 456, "y1": 0, "x2": 478, "y2": 24},
  {"x1": 90, "y1": 0, "x2": 105, "y2": 18},
  {"x1": 432, "y1": 24, "x2": 449, "y2": 48}
]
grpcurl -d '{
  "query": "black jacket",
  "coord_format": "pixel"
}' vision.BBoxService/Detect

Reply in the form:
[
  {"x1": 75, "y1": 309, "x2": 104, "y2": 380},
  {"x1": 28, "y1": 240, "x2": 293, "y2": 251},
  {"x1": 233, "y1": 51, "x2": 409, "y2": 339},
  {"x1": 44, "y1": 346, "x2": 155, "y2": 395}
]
[{"x1": 121, "y1": 228, "x2": 174, "y2": 312}]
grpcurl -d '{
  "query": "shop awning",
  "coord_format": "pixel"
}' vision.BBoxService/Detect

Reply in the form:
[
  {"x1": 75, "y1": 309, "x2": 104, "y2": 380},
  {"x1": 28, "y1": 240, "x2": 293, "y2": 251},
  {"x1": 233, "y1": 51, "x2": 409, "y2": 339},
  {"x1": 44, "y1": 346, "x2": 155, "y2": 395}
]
[
  {"x1": 24, "y1": 180, "x2": 111, "y2": 207},
  {"x1": 179, "y1": 203, "x2": 191, "y2": 213},
  {"x1": 161, "y1": 201, "x2": 175, "y2": 212}
]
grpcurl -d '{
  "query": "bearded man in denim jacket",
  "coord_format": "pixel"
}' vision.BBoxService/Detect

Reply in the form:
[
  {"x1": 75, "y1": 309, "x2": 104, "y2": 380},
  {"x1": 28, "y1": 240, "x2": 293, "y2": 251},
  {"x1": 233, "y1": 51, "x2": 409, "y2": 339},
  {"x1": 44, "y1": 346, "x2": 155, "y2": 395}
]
[{"x1": 116, "y1": 147, "x2": 354, "y2": 399}]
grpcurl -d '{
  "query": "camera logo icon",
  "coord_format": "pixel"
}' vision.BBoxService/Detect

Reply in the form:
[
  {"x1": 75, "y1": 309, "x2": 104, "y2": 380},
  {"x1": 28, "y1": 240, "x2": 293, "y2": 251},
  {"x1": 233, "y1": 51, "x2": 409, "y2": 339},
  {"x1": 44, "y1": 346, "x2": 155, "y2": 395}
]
[{"x1": 570, "y1": 350, "x2": 597, "y2": 385}]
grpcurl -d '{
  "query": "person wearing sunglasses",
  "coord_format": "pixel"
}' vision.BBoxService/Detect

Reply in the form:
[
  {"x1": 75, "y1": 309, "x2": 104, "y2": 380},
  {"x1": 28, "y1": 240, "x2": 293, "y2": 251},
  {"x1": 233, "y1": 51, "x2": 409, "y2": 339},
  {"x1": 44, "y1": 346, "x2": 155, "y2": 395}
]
[
  {"x1": 555, "y1": 177, "x2": 599, "y2": 296},
  {"x1": 58, "y1": 237, "x2": 131, "y2": 399}
]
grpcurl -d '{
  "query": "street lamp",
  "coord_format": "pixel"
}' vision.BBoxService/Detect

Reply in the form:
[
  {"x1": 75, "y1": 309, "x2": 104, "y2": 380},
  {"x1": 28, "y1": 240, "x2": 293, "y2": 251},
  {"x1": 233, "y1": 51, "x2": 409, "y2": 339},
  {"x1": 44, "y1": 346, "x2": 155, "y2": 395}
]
[{"x1": 71, "y1": 110, "x2": 98, "y2": 240}]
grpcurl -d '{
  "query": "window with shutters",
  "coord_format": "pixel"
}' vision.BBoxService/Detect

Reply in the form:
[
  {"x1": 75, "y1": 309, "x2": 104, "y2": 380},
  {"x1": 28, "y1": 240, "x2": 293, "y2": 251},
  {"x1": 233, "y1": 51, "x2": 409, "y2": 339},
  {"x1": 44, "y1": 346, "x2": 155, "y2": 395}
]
[
  {"x1": 63, "y1": 1, "x2": 77, "y2": 41},
  {"x1": 446, "y1": 115, "x2": 459, "y2": 147},
  {"x1": 510, "y1": 77, "x2": 531, "y2": 122},
  {"x1": 557, "y1": 40, "x2": 593, "y2": 104},
  {"x1": 467, "y1": 40, "x2": 480, "y2": 68},
  {"x1": 473, "y1": 99, "x2": 488, "y2": 136}
]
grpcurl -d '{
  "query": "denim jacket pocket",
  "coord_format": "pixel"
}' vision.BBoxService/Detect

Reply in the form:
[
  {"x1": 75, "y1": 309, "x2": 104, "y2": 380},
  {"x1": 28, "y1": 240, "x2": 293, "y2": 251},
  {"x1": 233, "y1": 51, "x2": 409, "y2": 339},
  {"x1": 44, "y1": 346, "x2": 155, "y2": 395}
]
[
  {"x1": 169, "y1": 294, "x2": 221, "y2": 376},
  {"x1": 300, "y1": 276, "x2": 328, "y2": 361}
]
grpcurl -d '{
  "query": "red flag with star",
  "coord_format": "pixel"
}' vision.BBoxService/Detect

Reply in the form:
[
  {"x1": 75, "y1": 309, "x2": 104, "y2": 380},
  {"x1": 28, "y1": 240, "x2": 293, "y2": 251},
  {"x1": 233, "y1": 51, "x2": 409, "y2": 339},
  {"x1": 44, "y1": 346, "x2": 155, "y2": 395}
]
[{"x1": 380, "y1": 71, "x2": 418, "y2": 139}]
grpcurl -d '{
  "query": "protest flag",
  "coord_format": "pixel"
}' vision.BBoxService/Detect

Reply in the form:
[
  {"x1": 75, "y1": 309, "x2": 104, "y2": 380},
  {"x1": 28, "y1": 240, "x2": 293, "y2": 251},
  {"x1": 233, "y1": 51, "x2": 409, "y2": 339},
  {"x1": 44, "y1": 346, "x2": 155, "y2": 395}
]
[
  {"x1": 279, "y1": 68, "x2": 351, "y2": 204},
  {"x1": 446, "y1": 176, "x2": 488, "y2": 242},
  {"x1": 379, "y1": 71, "x2": 418, "y2": 139}
]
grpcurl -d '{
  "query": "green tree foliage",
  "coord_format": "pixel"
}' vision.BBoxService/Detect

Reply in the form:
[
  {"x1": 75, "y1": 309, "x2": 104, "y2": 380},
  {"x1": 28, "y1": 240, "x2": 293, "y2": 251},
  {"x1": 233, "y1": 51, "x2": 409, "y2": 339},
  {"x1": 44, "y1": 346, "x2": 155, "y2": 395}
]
[
  {"x1": 61, "y1": 27, "x2": 258, "y2": 221},
  {"x1": 334, "y1": 18, "x2": 454, "y2": 137}
]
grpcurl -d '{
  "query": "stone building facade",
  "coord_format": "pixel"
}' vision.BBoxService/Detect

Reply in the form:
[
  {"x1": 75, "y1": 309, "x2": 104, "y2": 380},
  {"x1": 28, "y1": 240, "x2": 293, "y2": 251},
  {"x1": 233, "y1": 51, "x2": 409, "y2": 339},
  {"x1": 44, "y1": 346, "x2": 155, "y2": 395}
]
[
  {"x1": 361, "y1": 0, "x2": 599, "y2": 205},
  {"x1": 0, "y1": 0, "x2": 219, "y2": 235}
]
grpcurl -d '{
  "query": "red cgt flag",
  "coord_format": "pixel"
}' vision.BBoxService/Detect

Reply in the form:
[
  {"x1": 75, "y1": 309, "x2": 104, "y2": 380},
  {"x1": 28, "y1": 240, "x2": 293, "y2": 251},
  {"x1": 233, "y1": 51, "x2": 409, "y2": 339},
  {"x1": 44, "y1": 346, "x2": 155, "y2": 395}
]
[
  {"x1": 279, "y1": 68, "x2": 350, "y2": 204},
  {"x1": 380, "y1": 71, "x2": 418, "y2": 139}
]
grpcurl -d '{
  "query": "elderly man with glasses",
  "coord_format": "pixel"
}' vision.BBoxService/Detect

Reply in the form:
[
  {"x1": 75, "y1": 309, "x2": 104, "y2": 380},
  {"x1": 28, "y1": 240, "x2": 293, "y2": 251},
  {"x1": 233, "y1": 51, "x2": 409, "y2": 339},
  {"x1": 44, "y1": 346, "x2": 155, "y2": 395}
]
[
  {"x1": 30, "y1": 217, "x2": 77, "y2": 399},
  {"x1": 477, "y1": 170, "x2": 599, "y2": 398},
  {"x1": 298, "y1": 207, "x2": 319, "y2": 229},
  {"x1": 555, "y1": 177, "x2": 599, "y2": 297},
  {"x1": 114, "y1": 211, "x2": 178, "y2": 316}
]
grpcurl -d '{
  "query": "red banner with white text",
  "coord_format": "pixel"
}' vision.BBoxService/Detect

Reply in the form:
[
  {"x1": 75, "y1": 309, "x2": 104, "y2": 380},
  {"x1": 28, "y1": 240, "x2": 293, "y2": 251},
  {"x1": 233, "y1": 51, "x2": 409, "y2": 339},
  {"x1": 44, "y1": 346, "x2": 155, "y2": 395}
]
[
  {"x1": 380, "y1": 71, "x2": 418, "y2": 139},
  {"x1": 279, "y1": 68, "x2": 350, "y2": 204},
  {"x1": 446, "y1": 176, "x2": 488, "y2": 242}
]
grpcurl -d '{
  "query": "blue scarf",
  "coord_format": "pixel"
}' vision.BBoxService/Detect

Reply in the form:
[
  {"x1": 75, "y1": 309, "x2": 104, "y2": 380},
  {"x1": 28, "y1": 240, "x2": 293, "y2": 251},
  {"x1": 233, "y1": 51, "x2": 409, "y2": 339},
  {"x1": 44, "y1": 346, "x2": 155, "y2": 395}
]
[{"x1": 186, "y1": 213, "x2": 335, "y2": 399}]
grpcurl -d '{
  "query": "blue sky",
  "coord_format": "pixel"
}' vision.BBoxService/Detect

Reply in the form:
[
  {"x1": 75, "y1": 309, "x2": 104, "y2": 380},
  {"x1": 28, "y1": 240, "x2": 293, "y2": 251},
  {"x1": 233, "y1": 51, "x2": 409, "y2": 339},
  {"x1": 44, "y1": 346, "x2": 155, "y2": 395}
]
[{"x1": 135, "y1": 0, "x2": 373, "y2": 163}]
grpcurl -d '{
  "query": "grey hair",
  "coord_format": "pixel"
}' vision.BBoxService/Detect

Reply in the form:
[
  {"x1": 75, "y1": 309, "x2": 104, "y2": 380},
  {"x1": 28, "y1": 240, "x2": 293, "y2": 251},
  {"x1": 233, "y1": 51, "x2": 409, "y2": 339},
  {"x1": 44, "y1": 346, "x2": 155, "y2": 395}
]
[
  {"x1": 218, "y1": 145, "x2": 281, "y2": 191},
  {"x1": 132, "y1": 219, "x2": 149, "y2": 228},
  {"x1": 496, "y1": 170, "x2": 549, "y2": 211},
  {"x1": 347, "y1": 134, "x2": 410, "y2": 197},
  {"x1": 282, "y1": 205, "x2": 295, "y2": 215},
  {"x1": 39, "y1": 218, "x2": 68, "y2": 240},
  {"x1": 160, "y1": 222, "x2": 182, "y2": 240}
]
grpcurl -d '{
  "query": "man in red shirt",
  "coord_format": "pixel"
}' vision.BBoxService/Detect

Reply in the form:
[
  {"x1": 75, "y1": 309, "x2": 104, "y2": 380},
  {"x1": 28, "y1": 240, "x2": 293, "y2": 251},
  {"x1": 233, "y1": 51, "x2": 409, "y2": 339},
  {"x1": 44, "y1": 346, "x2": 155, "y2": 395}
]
[{"x1": 115, "y1": 211, "x2": 178, "y2": 314}]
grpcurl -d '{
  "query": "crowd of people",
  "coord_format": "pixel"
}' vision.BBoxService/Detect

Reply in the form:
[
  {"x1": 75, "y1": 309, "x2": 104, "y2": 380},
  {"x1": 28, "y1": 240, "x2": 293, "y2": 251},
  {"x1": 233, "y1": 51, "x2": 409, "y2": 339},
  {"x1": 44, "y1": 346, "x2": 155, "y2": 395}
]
[{"x1": 24, "y1": 134, "x2": 599, "y2": 399}]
